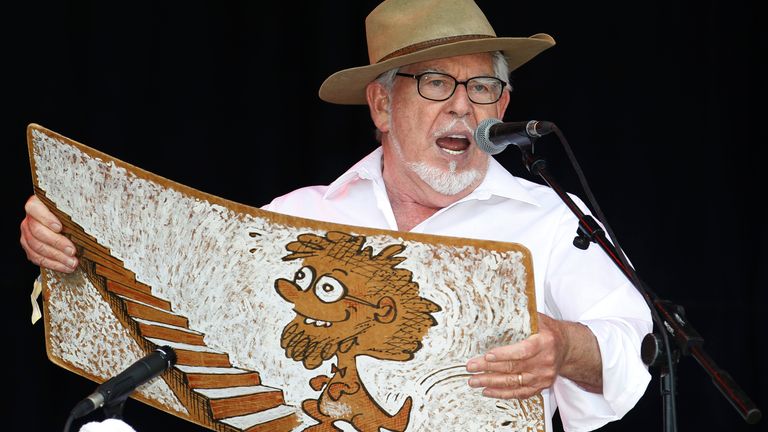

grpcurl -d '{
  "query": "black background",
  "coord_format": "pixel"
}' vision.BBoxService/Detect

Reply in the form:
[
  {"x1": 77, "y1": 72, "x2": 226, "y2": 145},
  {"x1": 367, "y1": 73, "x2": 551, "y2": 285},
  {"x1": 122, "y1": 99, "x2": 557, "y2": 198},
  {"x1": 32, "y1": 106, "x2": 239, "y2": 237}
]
[{"x1": 3, "y1": 1, "x2": 765, "y2": 431}]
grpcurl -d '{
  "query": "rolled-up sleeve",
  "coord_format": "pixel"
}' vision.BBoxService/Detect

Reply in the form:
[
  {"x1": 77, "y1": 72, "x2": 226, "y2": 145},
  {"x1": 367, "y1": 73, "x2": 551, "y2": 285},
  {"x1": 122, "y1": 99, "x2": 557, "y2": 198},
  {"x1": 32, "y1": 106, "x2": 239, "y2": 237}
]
[
  {"x1": 554, "y1": 284, "x2": 653, "y2": 430},
  {"x1": 544, "y1": 197, "x2": 653, "y2": 431}
]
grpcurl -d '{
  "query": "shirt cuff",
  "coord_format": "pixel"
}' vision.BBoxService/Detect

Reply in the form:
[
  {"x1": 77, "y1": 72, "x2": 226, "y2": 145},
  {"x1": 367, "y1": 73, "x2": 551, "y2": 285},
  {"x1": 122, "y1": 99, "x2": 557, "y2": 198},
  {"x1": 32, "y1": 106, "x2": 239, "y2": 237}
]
[{"x1": 554, "y1": 317, "x2": 652, "y2": 431}]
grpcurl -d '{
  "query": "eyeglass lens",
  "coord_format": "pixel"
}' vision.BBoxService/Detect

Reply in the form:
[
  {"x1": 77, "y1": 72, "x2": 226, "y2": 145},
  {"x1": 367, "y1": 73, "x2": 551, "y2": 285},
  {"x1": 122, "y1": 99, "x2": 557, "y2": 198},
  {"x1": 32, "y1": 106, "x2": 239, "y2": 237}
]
[{"x1": 418, "y1": 73, "x2": 503, "y2": 104}]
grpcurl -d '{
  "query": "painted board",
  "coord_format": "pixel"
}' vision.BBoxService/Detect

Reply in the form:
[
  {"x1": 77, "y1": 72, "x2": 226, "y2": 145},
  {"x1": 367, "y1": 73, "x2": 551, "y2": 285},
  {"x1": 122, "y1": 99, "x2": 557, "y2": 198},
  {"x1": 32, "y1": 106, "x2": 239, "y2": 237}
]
[{"x1": 27, "y1": 123, "x2": 544, "y2": 432}]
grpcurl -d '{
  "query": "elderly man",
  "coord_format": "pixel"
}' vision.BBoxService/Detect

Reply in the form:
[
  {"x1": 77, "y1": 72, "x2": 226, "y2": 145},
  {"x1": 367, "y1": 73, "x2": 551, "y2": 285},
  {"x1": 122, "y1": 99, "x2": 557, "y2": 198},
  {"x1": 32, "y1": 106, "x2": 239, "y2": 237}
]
[{"x1": 20, "y1": 0, "x2": 652, "y2": 430}]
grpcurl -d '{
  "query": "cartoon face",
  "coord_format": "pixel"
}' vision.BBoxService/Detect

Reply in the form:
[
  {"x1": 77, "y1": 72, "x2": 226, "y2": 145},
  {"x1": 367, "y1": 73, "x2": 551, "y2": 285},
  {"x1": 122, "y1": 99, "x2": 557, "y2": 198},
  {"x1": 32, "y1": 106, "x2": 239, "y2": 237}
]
[
  {"x1": 275, "y1": 262, "x2": 397, "y2": 332},
  {"x1": 274, "y1": 232, "x2": 440, "y2": 370}
]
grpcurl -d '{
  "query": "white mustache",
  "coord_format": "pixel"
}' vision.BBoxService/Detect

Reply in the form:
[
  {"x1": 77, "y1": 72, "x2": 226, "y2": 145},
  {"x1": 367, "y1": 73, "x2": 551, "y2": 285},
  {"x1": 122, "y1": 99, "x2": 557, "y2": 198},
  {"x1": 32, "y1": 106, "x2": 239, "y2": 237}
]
[{"x1": 432, "y1": 117, "x2": 474, "y2": 138}]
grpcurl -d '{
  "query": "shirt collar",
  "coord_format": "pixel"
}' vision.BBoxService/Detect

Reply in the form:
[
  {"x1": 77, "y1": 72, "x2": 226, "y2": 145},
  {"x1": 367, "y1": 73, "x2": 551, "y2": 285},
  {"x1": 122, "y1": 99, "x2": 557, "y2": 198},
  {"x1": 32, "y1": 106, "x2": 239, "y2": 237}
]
[
  {"x1": 465, "y1": 156, "x2": 541, "y2": 206},
  {"x1": 323, "y1": 147, "x2": 385, "y2": 199},
  {"x1": 323, "y1": 146, "x2": 540, "y2": 207}
]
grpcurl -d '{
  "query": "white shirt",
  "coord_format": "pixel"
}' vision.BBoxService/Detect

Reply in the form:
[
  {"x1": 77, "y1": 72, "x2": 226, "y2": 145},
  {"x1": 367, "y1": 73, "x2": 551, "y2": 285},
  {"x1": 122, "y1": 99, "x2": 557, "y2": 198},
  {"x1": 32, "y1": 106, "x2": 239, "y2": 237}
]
[{"x1": 263, "y1": 147, "x2": 652, "y2": 431}]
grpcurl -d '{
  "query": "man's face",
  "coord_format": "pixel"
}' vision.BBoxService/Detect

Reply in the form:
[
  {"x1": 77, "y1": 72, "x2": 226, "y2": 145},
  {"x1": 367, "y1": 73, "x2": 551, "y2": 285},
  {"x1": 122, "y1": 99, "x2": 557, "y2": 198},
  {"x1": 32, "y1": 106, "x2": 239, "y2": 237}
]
[{"x1": 373, "y1": 53, "x2": 509, "y2": 199}]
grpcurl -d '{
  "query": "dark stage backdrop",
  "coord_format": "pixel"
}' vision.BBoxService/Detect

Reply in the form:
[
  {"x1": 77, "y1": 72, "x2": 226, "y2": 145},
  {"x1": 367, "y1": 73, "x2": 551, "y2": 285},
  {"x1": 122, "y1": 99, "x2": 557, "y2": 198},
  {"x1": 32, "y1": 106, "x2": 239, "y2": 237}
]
[{"x1": 3, "y1": 1, "x2": 765, "y2": 431}]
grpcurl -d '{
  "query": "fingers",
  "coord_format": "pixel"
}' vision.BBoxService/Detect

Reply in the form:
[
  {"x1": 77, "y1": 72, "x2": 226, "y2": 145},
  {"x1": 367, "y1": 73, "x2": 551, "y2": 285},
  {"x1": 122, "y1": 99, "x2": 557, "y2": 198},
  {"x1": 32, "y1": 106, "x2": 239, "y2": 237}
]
[
  {"x1": 468, "y1": 372, "x2": 539, "y2": 399},
  {"x1": 20, "y1": 195, "x2": 78, "y2": 273},
  {"x1": 24, "y1": 215, "x2": 76, "y2": 254},
  {"x1": 20, "y1": 225, "x2": 78, "y2": 273},
  {"x1": 466, "y1": 339, "x2": 536, "y2": 373},
  {"x1": 24, "y1": 195, "x2": 63, "y2": 232},
  {"x1": 465, "y1": 322, "x2": 564, "y2": 400},
  {"x1": 465, "y1": 343, "x2": 541, "y2": 400},
  {"x1": 468, "y1": 326, "x2": 559, "y2": 373},
  {"x1": 469, "y1": 372, "x2": 527, "y2": 389},
  {"x1": 478, "y1": 386, "x2": 533, "y2": 400}
]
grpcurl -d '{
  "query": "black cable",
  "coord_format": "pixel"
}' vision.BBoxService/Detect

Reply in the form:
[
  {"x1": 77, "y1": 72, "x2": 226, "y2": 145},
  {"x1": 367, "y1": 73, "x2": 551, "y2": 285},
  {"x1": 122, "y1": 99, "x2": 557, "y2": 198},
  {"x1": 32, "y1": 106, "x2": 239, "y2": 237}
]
[{"x1": 63, "y1": 411, "x2": 76, "y2": 432}]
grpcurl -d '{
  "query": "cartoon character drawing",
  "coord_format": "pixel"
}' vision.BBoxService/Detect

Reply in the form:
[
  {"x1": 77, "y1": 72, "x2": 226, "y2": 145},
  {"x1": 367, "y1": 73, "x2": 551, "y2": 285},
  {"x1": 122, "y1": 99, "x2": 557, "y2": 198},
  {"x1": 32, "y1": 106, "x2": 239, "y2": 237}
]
[{"x1": 274, "y1": 231, "x2": 441, "y2": 432}]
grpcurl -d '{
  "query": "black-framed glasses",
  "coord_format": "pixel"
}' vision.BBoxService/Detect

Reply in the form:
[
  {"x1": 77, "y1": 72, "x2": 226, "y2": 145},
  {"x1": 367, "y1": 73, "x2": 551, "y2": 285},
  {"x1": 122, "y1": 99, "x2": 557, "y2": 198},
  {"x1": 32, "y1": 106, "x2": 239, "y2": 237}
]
[{"x1": 395, "y1": 72, "x2": 506, "y2": 104}]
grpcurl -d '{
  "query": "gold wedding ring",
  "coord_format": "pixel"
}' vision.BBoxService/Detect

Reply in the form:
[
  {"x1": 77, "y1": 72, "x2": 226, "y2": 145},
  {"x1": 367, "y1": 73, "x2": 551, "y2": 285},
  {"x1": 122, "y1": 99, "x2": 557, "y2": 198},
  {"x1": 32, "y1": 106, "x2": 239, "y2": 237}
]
[{"x1": 518, "y1": 373, "x2": 523, "y2": 387}]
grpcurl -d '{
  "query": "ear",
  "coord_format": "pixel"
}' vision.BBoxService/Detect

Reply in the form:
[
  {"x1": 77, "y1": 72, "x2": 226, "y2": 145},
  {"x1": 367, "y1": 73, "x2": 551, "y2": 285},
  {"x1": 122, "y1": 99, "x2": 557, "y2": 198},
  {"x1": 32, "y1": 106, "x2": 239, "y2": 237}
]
[
  {"x1": 366, "y1": 81, "x2": 391, "y2": 133},
  {"x1": 373, "y1": 296, "x2": 397, "y2": 324}
]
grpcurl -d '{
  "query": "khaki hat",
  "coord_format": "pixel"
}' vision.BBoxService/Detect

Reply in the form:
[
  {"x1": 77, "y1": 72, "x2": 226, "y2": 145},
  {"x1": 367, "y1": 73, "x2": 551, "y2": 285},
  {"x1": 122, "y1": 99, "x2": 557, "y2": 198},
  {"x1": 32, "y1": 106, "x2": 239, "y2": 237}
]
[{"x1": 319, "y1": 0, "x2": 555, "y2": 105}]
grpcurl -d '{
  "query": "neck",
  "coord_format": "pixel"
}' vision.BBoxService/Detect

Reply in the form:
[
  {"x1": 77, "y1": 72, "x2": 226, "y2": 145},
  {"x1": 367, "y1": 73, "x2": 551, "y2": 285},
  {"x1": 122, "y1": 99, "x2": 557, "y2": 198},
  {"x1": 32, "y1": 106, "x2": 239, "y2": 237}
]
[
  {"x1": 381, "y1": 149, "x2": 475, "y2": 231},
  {"x1": 386, "y1": 189, "x2": 442, "y2": 231}
]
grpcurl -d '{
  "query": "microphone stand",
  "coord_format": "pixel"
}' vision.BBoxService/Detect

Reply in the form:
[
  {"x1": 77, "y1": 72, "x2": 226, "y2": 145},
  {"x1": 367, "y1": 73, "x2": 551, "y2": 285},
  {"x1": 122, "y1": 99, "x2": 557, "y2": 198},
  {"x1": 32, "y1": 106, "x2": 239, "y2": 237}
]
[
  {"x1": 62, "y1": 394, "x2": 128, "y2": 432},
  {"x1": 62, "y1": 398, "x2": 127, "y2": 432},
  {"x1": 512, "y1": 134, "x2": 762, "y2": 431},
  {"x1": 102, "y1": 397, "x2": 128, "y2": 420}
]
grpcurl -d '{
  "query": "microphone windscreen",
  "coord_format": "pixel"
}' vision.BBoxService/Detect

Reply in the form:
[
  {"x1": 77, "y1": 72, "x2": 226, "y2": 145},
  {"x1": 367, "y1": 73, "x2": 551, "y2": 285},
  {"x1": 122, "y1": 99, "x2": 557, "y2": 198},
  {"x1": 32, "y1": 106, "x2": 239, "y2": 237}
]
[
  {"x1": 79, "y1": 419, "x2": 137, "y2": 432},
  {"x1": 159, "y1": 345, "x2": 177, "y2": 365},
  {"x1": 474, "y1": 118, "x2": 504, "y2": 155}
]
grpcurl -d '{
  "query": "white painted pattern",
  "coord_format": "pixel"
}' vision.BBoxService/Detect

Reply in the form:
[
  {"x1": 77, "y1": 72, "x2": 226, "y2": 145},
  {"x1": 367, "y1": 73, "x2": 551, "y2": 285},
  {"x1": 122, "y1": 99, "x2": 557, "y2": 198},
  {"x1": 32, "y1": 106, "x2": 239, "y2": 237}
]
[{"x1": 32, "y1": 129, "x2": 542, "y2": 431}]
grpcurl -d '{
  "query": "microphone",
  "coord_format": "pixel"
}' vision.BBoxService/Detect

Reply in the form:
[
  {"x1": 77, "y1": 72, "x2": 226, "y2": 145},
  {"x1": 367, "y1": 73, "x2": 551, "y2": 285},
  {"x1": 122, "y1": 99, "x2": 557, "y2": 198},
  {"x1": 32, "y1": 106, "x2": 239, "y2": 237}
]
[
  {"x1": 474, "y1": 118, "x2": 555, "y2": 155},
  {"x1": 70, "y1": 346, "x2": 177, "y2": 419}
]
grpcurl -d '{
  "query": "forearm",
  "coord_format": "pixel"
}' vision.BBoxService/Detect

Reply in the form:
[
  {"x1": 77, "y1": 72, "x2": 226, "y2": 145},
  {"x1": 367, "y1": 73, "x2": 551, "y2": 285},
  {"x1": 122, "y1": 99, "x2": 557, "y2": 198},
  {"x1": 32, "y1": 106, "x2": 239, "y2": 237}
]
[{"x1": 556, "y1": 319, "x2": 603, "y2": 393}]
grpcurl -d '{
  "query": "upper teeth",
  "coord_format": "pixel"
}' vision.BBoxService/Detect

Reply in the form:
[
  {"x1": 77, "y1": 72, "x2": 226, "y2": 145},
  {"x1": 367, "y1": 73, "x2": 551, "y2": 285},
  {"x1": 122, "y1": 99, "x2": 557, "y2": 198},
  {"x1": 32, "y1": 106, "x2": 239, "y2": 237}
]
[{"x1": 305, "y1": 317, "x2": 332, "y2": 327}]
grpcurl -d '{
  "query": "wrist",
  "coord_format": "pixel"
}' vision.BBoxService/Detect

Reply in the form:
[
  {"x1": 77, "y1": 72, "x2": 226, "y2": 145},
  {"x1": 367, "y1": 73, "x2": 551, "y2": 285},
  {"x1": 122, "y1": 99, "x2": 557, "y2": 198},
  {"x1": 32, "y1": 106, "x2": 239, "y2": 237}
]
[{"x1": 559, "y1": 320, "x2": 603, "y2": 393}]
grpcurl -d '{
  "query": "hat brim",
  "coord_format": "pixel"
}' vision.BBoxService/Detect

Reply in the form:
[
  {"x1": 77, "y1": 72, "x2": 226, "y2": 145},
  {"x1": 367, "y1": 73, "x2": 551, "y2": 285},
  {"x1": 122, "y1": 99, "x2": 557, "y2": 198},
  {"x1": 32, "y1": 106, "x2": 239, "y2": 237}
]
[{"x1": 319, "y1": 33, "x2": 555, "y2": 105}]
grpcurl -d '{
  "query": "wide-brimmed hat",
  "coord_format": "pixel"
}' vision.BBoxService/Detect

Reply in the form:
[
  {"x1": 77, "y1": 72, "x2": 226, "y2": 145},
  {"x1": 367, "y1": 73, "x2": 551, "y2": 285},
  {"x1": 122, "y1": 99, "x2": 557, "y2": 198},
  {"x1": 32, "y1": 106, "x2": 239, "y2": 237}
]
[{"x1": 319, "y1": 0, "x2": 555, "y2": 105}]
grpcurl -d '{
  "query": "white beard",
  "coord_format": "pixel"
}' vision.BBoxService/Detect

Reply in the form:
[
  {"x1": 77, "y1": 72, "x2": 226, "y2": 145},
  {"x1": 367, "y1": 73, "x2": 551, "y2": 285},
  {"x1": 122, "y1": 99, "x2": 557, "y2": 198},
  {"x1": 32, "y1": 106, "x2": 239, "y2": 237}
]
[
  {"x1": 406, "y1": 160, "x2": 482, "y2": 195},
  {"x1": 389, "y1": 117, "x2": 486, "y2": 196}
]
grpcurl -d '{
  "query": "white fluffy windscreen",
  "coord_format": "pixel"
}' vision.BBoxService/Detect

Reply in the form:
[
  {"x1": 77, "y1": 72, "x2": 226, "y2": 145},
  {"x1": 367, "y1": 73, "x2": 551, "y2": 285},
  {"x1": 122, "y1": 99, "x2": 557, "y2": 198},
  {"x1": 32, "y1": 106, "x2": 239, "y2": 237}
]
[{"x1": 79, "y1": 419, "x2": 137, "y2": 432}]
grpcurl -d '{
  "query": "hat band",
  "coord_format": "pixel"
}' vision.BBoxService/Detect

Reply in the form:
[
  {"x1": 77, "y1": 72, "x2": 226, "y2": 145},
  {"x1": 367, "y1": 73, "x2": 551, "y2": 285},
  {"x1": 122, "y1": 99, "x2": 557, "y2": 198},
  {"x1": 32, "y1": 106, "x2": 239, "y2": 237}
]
[{"x1": 376, "y1": 34, "x2": 494, "y2": 63}]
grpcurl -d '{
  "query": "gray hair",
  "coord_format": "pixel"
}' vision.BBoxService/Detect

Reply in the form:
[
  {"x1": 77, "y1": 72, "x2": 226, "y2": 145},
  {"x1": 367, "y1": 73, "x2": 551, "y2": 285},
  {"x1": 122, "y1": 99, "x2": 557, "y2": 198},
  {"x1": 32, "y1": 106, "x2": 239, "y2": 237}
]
[
  {"x1": 375, "y1": 51, "x2": 512, "y2": 94},
  {"x1": 372, "y1": 51, "x2": 511, "y2": 141}
]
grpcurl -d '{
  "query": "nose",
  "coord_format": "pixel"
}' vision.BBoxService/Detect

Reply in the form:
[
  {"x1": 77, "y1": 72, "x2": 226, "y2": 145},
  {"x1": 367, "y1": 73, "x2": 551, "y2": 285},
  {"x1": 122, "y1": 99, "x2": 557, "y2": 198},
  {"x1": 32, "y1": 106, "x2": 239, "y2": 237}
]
[
  {"x1": 446, "y1": 82, "x2": 473, "y2": 117},
  {"x1": 275, "y1": 278, "x2": 299, "y2": 303}
]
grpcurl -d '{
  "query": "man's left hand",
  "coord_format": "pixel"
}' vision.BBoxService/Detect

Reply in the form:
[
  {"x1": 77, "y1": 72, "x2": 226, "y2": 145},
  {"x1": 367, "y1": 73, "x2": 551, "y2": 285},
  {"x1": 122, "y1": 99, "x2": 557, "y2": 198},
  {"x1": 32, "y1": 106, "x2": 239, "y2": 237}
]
[{"x1": 465, "y1": 312, "x2": 602, "y2": 399}]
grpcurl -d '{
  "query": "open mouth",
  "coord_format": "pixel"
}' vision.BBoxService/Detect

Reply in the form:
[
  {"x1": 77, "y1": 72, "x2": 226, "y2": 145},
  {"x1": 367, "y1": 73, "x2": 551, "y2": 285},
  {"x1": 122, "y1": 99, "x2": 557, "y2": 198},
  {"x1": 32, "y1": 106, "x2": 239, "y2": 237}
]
[
  {"x1": 295, "y1": 309, "x2": 350, "y2": 328},
  {"x1": 304, "y1": 317, "x2": 332, "y2": 328},
  {"x1": 436, "y1": 134, "x2": 471, "y2": 155}
]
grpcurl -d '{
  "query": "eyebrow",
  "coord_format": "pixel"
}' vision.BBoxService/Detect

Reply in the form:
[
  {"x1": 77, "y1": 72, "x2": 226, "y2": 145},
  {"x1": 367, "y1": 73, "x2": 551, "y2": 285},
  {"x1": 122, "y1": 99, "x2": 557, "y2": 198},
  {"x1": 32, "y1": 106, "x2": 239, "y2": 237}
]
[
  {"x1": 406, "y1": 68, "x2": 497, "y2": 79},
  {"x1": 332, "y1": 268, "x2": 348, "y2": 276},
  {"x1": 410, "y1": 67, "x2": 443, "y2": 74}
]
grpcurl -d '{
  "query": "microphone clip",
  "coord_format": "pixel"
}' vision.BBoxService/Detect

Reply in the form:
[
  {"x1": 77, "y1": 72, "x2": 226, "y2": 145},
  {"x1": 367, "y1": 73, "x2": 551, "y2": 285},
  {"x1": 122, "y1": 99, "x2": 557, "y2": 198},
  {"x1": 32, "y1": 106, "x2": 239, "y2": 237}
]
[
  {"x1": 102, "y1": 395, "x2": 129, "y2": 420},
  {"x1": 572, "y1": 215, "x2": 604, "y2": 250}
]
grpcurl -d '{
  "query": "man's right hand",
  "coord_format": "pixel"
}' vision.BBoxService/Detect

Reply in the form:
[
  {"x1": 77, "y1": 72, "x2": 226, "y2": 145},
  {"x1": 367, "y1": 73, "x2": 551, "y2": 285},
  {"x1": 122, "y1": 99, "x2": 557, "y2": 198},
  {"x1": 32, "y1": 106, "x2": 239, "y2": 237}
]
[{"x1": 20, "y1": 195, "x2": 78, "y2": 273}]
